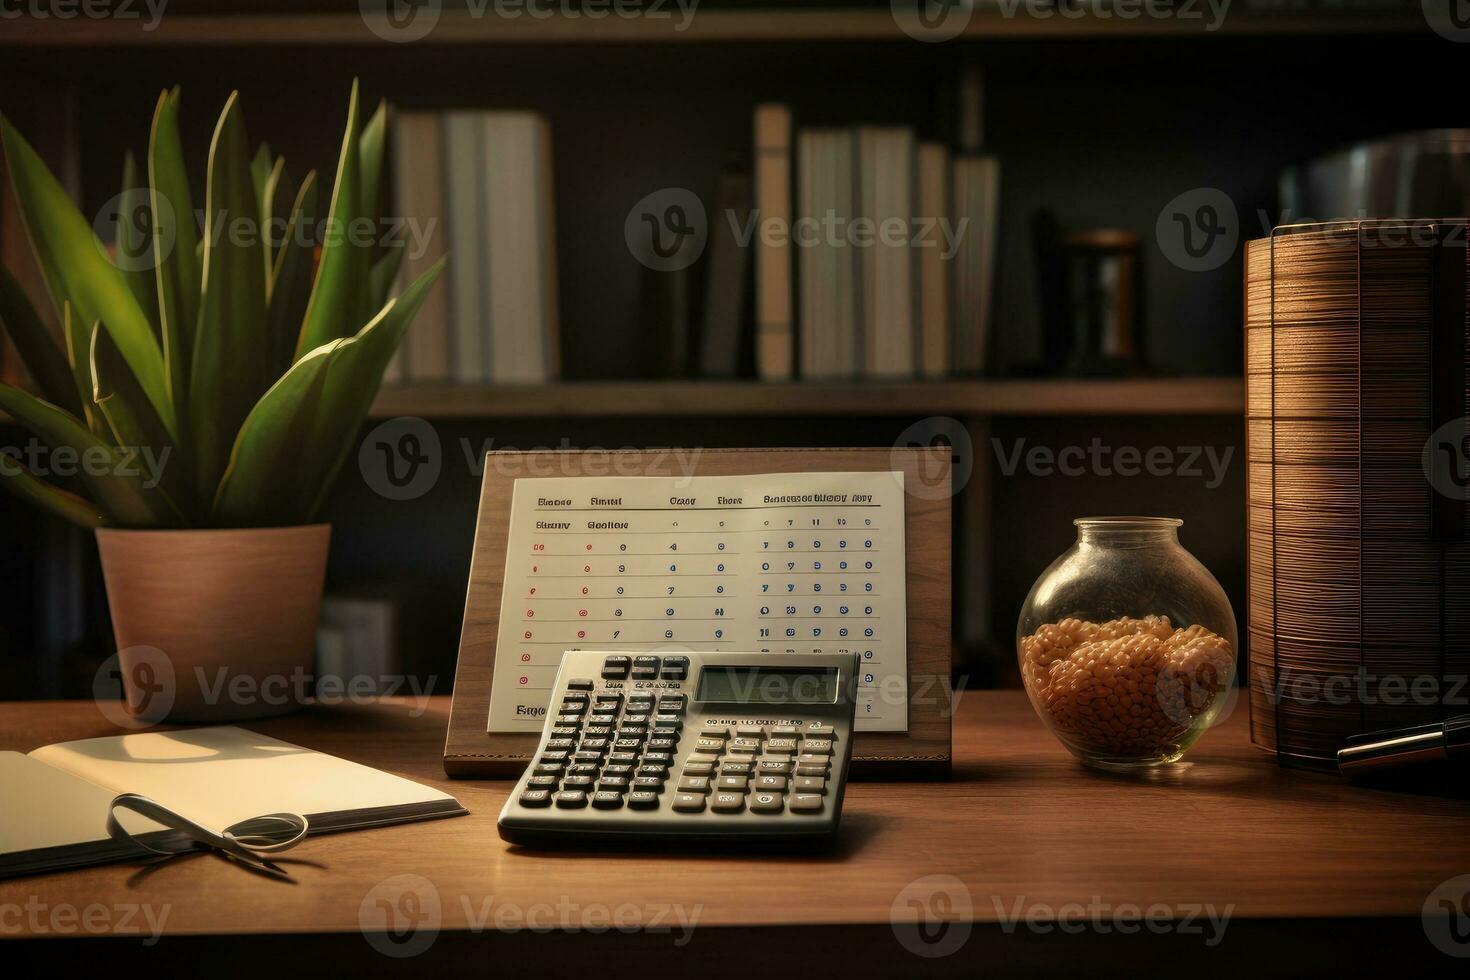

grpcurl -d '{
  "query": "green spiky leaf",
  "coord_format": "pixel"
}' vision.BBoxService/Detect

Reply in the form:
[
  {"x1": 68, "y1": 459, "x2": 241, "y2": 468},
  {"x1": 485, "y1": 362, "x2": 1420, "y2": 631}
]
[
  {"x1": 91, "y1": 320, "x2": 190, "y2": 516},
  {"x1": 149, "y1": 87, "x2": 201, "y2": 429},
  {"x1": 0, "y1": 111, "x2": 175, "y2": 439},
  {"x1": 190, "y1": 91, "x2": 270, "y2": 502},
  {"x1": 266, "y1": 171, "x2": 319, "y2": 378},
  {"x1": 0, "y1": 266, "x2": 79, "y2": 416},
  {"x1": 116, "y1": 150, "x2": 160, "y2": 333},
  {"x1": 0, "y1": 450, "x2": 109, "y2": 528}
]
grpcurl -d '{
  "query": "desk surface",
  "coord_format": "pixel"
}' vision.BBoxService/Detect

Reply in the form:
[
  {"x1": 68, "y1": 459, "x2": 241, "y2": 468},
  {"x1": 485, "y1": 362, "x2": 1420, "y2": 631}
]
[{"x1": 3, "y1": 692, "x2": 1467, "y2": 967}]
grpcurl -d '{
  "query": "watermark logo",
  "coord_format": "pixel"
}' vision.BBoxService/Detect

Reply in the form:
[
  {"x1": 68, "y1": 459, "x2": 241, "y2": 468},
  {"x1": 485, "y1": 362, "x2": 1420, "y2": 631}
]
[
  {"x1": 360, "y1": 873, "x2": 443, "y2": 957},
  {"x1": 992, "y1": 436, "x2": 1236, "y2": 489},
  {"x1": 891, "y1": 874, "x2": 974, "y2": 958},
  {"x1": 93, "y1": 645, "x2": 176, "y2": 729},
  {"x1": 891, "y1": 0, "x2": 974, "y2": 42},
  {"x1": 360, "y1": 416, "x2": 442, "y2": 501},
  {"x1": 1156, "y1": 187, "x2": 1238, "y2": 272},
  {"x1": 0, "y1": 898, "x2": 172, "y2": 943},
  {"x1": 1424, "y1": 874, "x2": 1470, "y2": 957},
  {"x1": 625, "y1": 187, "x2": 708, "y2": 272},
  {"x1": 360, "y1": 0, "x2": 442, "y2": 42},
  {"x1": 892, "y1": 416, "x2": 974, "y2": 501},
  {"x1": 994, "y1": 894, "x2": 1232, "y2": 944},
  {"x1": 93, "y1": 189, "x2": 176, "y2": 273},
  {"x1": 1423, "y1": 415, "x2": 1470, "y2": 502},
  {"x1": 997, "y1": 0, "x2": 1229, "y2": 31},
  {"x1": 0, "y1": 0, "x2": 169, "y2": 30},
  {"x1": 1423, "y1": 0, "x2": 1470, "y2": 41}
]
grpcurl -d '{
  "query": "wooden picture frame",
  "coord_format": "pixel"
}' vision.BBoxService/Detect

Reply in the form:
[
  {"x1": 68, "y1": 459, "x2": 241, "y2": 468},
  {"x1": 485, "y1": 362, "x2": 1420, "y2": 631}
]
[{"x1": 444, "y1": 447, "x2": 952, "y2": 778}]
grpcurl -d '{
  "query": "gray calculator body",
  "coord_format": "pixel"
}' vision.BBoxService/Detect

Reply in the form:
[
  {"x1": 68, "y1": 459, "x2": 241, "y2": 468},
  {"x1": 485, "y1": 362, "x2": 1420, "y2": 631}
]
[{"x1": 498, "y1": 650, "x2": 857, "y2": 846}]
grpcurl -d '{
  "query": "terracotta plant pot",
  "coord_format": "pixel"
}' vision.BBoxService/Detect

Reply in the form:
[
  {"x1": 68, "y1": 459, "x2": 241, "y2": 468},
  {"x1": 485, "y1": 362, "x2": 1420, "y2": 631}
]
[{"x1": 96, "y1": 524, "x2": 332, "y2": 723}]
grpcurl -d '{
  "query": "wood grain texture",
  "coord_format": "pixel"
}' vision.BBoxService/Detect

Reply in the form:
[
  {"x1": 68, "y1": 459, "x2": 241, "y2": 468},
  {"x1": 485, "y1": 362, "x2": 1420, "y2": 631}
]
[
  {"x1": 2, "y1": 691, "x2": 1466, "y2": 943},
  {"x1": 444, "y1": 448, "x2": 952, "y2": 777},
  {"x1": 368, "y1": 378, "x2": 1245, "y2": 420}
]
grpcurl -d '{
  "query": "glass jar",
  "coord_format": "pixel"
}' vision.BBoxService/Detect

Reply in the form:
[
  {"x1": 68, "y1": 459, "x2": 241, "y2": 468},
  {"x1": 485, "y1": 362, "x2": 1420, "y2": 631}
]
[{"x1": 1016, "y1": 517, "x2": 1237, "y2": 771}]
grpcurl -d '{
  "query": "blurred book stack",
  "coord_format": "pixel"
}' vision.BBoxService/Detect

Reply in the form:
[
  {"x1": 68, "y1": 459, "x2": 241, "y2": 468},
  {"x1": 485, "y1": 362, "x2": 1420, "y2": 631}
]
[
  {"x1": 752, "y1": 65, "x2": 1001, "y2": 382},
  {"x1": 387, "y1": 108, "x2": 560, "y2": 385}
]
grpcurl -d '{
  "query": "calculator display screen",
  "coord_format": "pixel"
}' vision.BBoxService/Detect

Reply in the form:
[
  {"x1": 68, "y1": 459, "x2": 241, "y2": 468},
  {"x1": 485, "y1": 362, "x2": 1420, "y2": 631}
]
[{"x1": 695, "y1": 666, "x2": 839, "y2": 704}]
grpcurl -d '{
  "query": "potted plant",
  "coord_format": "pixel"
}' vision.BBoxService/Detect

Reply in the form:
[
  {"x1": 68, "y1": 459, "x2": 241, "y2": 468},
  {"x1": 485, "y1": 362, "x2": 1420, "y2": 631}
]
[{"x1": 0, "y1": 81, "x2": 443, "y2": 722}]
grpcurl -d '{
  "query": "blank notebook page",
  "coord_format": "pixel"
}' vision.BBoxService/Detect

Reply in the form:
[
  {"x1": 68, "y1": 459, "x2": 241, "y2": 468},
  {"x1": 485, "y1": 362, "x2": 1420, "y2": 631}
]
[{"x1": 29, "y1": 726, "x2": 457, "y2": 835}]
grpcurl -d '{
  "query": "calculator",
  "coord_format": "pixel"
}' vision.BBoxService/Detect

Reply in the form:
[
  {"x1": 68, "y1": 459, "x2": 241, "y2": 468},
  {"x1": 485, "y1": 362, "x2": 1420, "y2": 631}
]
[{"x1": 497, "y1": 650, "x2": 857, "y2": 847}]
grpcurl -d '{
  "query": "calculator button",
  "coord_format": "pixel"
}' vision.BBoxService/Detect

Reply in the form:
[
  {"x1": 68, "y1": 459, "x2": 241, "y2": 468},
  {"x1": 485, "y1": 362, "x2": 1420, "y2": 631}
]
[
  {"x1": 559, "y1": 699, "x2": 588, "y2": 715},
  {"x1": 700, "y1": 723, "x2": 730, "y2": 739},
  {"x1": 720, "y1": 760, "x2": 754, "y2": 775},
  {"x1": 567, "y1": 764, "x2": 599, "y2": 778},
  {"x1": 594, "y1": 693, "x2": 623, "y2": 707},
  {"x1": 643, "y1": 752, "x2": 673, "y2": 766},
  {"x1": 753, "y1": 775, "x2": 787, "y2": 792},
  {"x1": 591, "y1": 791, "x2": 625, "y2": 809},
  {"x1": 657, "y1": 694, "x2": 687, "y2": 711},
  {"x1": 566, "y1": 679, "x2": 594, "y2": 691},
  {"x1": 519, "y1": 789, "x2": 553, "y2": 807},
  {"x1": 806, "y1": 724, "x2": 837, "y2": 738},
  {"x1": 647, "y1": 738, "x2": 678, "y2": 753},
  {"x1": 637, "y1": 764, "x2": 670, "y2": 778},
  {"x1": 550, "y1": 726, "x2": 580, "y2": 739},
  {"x1": 756, "y1": 758, "x2": 792, "y2": 776},
  {"x1": 750, "y1": 793, "x2": 783, "y2": 814},
  {"x1": 688, "y1": 752, "x2": 721, "y2": 767},
  {"x1": 601, "y1": 656, "x2": 631, "y2": 679},
  {"x1": 626, "y1": 695, "x2": 655, "y2": 710},
  {"x1": 527, "y1": 774, "x2": 558, "y2": 790},
  {"x1": 802, "y1": 739, "x2": 834, "y2": 755},
  {"x1": 555, "y1": 714, "x2": 583, "y2": 727},
  {"x1": 632, "y1": 776, "x2": 665, "y2": 793},
  {"x1": 660, "y1": 656, "x2": 689, "y2": 680},
  {"x1": 652, "y1": 725, "x2": 682, "y2": 740},
  {"x1": 716, "y1": 775, "x2": 748, "y2": 791},
  {"x1": 789, "y1": 794, "x2": 824, "y2": 814},
  {"x1": 584, "y1": 726, "x2": 614, "y2": 739},
  {"x1": 632, "y1": 656, "x2": 661, "y2": 679},
  {"x1": 795, "y1": 765, "x2": 829, "y2": 778},
  {"x1": 793, "y1": 776, "x2": 826, "y2": 794},
  {"x1": 735, "y1": 724, "x2": 764, "y2": 739},
  {"x1": 710, "y1": 792, "x2": 745, "y2": 813},
  {"x1": 608, "y1": 751, "x2": 639, "y2": 766},
  {"x1": 681, "y1": 761, "x2": 715, "y2": 776},
  {"x1": 797, "y1": 754, "x2": 830, "y2": 767},
  {"x1": 765, "y1": 738, "x2": 798, "y2": 755},
  {"x1": 580, "y1": 737, "x2": 610, "y2": 752},
  {"x1": 533, "y1": 763, "x2": 563, "y2": 776},
  {"x1": 589, "y1": 713, "x2": 618, "y2": 727},
  {"x1": 677, "y1": 776, "x2": 712, "y2": 794},
  {"x1": 672, "y1": 793, "x2": 706, "y2": 813},
  {"x1": 597, "y1": 776, "x2": 629, "y2": 792},
  {"x1": 563, "y1": 775, "x2": 595, "y2": 789},
  {"x1": 574, "y1": 752, "x2": 605, "y2": 765},
  {"x1": 555, "y1": 790, "x2": 588, "y2": 808},
  {"x1": 771, "y1": 726, "x2": 799, "y2": 737},
  {"x1": 602, "y1": 765, "x2": 633, "y2": 779},
  {"x1": 613, "y1": 738, "x2": 643, "y2": 753},
  {"x1": 621, "y1": 714, "x2": 651, "y2": 728},
  {"x1": 653, "y1": 714, "x2": 683, "y2": 730},
  {"x1": 729, "y1": 737, "x2": 762, "y2": 753},
  {"x1": 545, "y1": 738, "x2": 575, "y2": 752},
  {"x1": 694, "y1": 737, "x2": 726, "y2": 754},
  {"x1": 628, "y1": 791, "x2": 660, "y2": 810}
]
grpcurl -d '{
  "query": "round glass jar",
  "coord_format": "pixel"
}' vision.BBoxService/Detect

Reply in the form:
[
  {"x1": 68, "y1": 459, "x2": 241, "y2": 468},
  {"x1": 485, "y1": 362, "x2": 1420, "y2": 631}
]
[{"x1": 1016, "y1": 517, "x2": 1237, "y2": 771}]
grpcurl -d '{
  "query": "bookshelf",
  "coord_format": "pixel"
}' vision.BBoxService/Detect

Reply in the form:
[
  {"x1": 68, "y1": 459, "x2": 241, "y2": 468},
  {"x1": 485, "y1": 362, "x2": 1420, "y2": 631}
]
[
  {"x1": 369, "y1": 376, "x2": 1243, "y2": 419},
  {"x1": 0, "y1": 8, "x2": 1426, "y2": 47}
]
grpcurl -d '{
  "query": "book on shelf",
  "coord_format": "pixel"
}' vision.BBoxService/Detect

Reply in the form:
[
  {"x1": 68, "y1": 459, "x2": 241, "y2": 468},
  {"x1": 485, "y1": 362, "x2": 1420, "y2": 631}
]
[
  {"x1": 916, "y1": 141, "x2": 952, "y2": 378},
  {"x1": 390, "y1": 108, "x2": 559, "y2": 386},
  {"x1": 698, "y1": 164, "x2": 752, "y2": 378},
  {"x1": 390, "y1": 109, "x2": 451, "y2": 383},
  {"x1": 857, "y1": 125, "x2": 917, "y2": 379},
  {"x1": 951, "y1": 63, "x2": 1000, "y2": 376},
  {"x1": 752, "y1": 103, "x2": 794, "y2": 381},
  {"x1": 797, "y1": 127, "x2": 860, "y2": 380}
]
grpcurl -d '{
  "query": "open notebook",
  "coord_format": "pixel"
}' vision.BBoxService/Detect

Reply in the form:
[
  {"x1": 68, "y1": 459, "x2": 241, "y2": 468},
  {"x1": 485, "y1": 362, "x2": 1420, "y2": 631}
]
[{"x1": 0, "y1": 726, "x2": 466, "y2": 879}]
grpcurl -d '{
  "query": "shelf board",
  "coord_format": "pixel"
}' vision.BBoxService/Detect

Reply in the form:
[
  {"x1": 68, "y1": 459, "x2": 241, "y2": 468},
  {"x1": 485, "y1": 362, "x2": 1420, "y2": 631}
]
[
  {"x1": 368, "y1": 377, "x2": 1243, "y2": 419},
  {"x1": 0, "y1": 9, "x2": 1425, "y2": 47}
]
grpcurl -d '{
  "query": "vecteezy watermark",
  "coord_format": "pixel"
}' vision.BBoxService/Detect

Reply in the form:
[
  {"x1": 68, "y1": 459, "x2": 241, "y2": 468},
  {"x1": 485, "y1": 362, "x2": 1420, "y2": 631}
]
[
  {"x1": 997, "y1": 0, "x2": 1230, "y2": 30},
  {"x1": 892, "y1": 416, "x2": 975, "y2": 501},
  {"x1": 359, "y1": 874, "x2": 702, "y2": 958},
  {"x1": 0, "y1": 438, "x2": 172, "y2": 490},
  {"x1": 91, "y1": 196, "x2": 439, "y2": 273},
  {"x1": 93, "y1": 645, "x2": 176, "y2": 729},
  {"x1": 1424, "y1": 874, "x2": 1470, "y2": 957},
  {"x1": 360, "y1": 416, "x2": 443, "y2": 502},
  {"x1": 891, "y1": 875, "x2": 975, "y2": 958},
  {"x1": 1262, "y1": 670, "x2": 1469, "y2": 710},
  {"x1": 358, "y1": 420, "x2": 707, "y2": 502},
  {"x1": 626, "y1": 187, "x2": 708, "y2": 272},
  {"x1": 1423, "y1": 416, "x2": 1470, "y2": 502},
  {"x1": 0, "y1": 0, "x2": 168, "y2": 30},
  {"x1": 993, "y1": 895, "x2": 1233, "y2": 945},
  {"x1": 0, "y1": 898, "x2": 172, "y2": 944},
  {"x1": 991, "y1": 437, "x2": 1236, "y2": 489},
  {"x1": 1423, "y1": 0, "x2": 1470, "y2": 42},
  {"x1": 891, "y1": 0, "x2": 975, "y2": 42},
  {"x1": 1156, "y1": 186, "x2": 1239, "y2": 272},
  {"x1": 360, "y1": 0, "x2": 698, "y2": 43}
]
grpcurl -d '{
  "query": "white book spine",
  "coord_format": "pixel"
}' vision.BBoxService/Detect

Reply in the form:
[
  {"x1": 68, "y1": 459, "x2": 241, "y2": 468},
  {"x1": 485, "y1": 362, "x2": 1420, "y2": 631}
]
[
  {"x1": 916, "y1": 142, "x2": 952, "y2": 378},
  {"x1": 444, "y1": 111, "x2": 485, "y2": 383}
]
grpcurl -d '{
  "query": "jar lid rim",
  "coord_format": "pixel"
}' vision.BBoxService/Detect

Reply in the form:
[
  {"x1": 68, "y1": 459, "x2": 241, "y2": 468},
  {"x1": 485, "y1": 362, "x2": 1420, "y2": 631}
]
[{"x1": 1073, "y1": 516, "x2": 1183, "y2": 528}]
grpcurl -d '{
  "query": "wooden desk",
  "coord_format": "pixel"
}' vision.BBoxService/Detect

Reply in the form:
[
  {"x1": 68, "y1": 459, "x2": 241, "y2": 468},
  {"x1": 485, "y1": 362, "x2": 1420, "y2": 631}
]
[{"x1": 3, "y1": 692, "x2": 1466, "y2": 974}]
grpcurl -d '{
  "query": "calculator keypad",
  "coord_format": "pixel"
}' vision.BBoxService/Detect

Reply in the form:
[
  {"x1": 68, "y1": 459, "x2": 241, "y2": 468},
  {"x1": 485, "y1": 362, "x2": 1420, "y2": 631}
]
[{"x1": 668, "y1": 723, "x2": 834, "y2": 816}]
